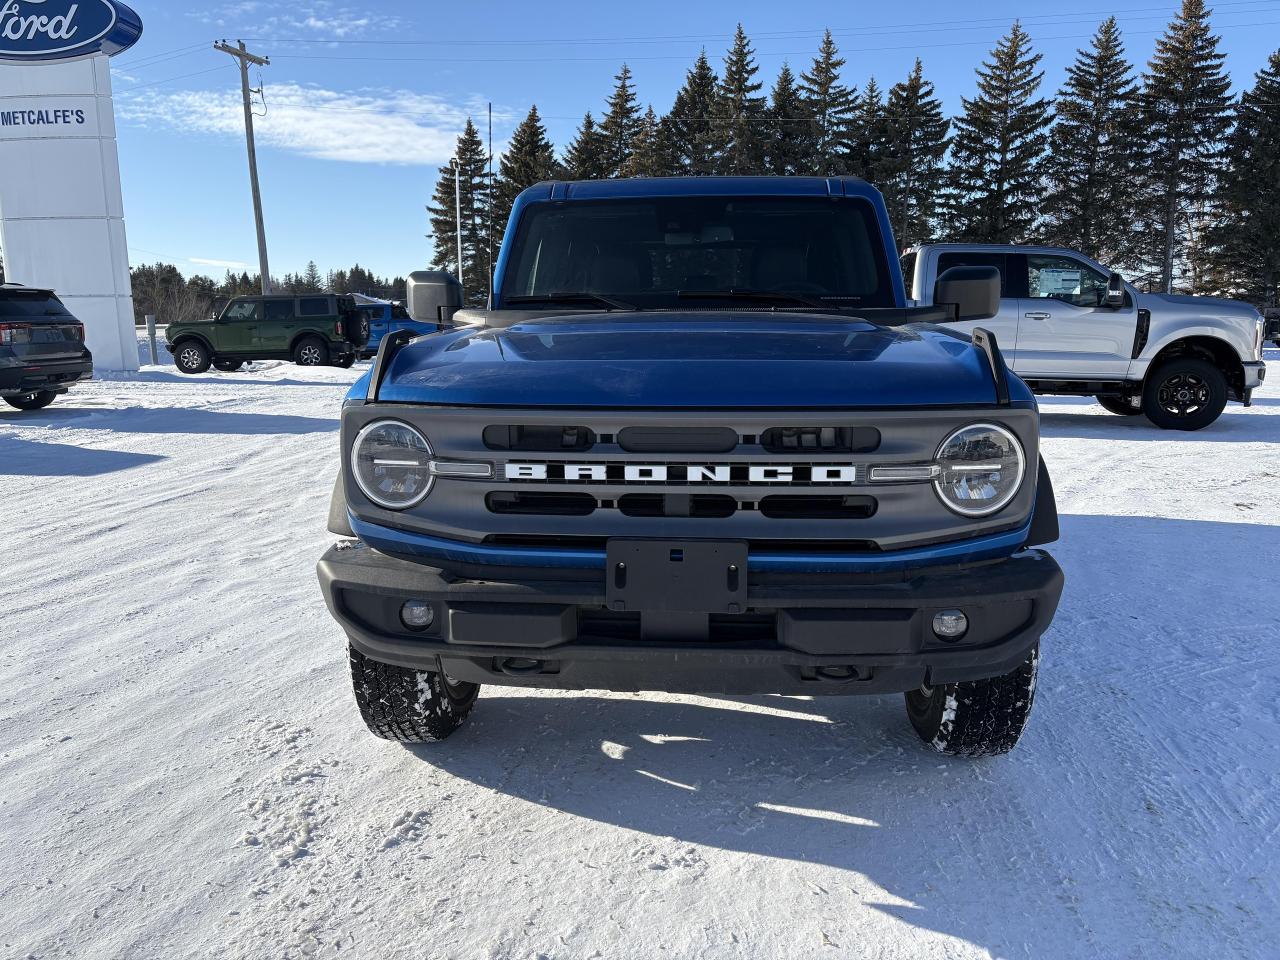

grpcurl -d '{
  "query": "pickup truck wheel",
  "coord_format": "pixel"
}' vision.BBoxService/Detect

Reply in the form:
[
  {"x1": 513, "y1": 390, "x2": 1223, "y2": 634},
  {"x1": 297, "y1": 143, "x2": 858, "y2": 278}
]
[
  {"x1": 174, "y1": 340, "x2": 211, "y2": 374},
  {"x1": 348, "y1": 644, "x2": 479, "y2": 743},
  {"x1": 213, "y1": 359, "x2": 244, "y2": 372},
  {"x1": 294, "y1": 337, "x2": 329, "y2": 367},
  {"x1": 1095, "y1": 395, "x2": 1141, "y2": 416},
  {"x1": 1142, "y1": 358, "x2": 1227, "y2": 431},
  {"x1": 4, "y1": 390, "x2": 58, "y2": 411},
  {"x1": 904, "y1": 646, "x2": 1039, "y2": 757}
]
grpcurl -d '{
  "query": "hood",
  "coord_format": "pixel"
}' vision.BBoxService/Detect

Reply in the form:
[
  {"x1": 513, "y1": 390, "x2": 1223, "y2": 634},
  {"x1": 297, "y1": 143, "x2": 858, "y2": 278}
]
[{"x1": 369, "y1": 313, "x2": 1009, "y2": 408}]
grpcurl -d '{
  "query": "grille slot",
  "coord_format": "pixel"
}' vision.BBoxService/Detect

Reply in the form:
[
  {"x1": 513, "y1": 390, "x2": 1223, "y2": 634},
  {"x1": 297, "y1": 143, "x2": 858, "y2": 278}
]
[
  {"x1": 617, "y1": 426, "x2": 738, "y2": 453},
  {"x1": 483, "y1": 424, "x2": 595, "y2": 451},
  {"x1": 761, "y1": 426, "x2": 880, "y2": 453},
  {"x1": 486, "y1": 492, "x2": 596, "y2": 516},
  {"x1": 758, "y1": 495, "x2": 877, "y2": 520},
  {"x1": 617, "y1": 494, "x2": 737, "y2": 518}
]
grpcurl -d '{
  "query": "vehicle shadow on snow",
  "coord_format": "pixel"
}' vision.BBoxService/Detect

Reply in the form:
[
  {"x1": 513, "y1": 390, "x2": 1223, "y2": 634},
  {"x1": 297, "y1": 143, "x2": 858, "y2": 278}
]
[
  {"x1": 4, "y1": 406, "x2": 336, "y2": 436},
  {"x1": 399, "y1": 512, "x2": 1279, "y2": 956},
  {"x1": 1038, "y1": 404, "x2": 1280, "y2": 443},
  {"x1": 0, "y1": 435, "x2": 165, "y2": 476}
]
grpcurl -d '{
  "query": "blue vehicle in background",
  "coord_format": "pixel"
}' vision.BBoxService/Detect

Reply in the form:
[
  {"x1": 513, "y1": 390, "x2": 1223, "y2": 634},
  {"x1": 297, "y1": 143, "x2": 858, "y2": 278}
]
[
  {"x1": 318, "y1": 176, "x2": 1064, "y2": 758},
  {"x1": 349, "y1": 293, "x2": 438, "y2": 359}
]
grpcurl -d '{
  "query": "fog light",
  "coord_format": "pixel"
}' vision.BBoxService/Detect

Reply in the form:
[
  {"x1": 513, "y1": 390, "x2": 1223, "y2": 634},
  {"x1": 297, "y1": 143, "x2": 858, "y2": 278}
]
[
  {"x1": 932, "y1": 609, "x2": 968, "y2": 640},
  {"x1": 400, "y1": 600, "x2": 435, "y2": 630}
]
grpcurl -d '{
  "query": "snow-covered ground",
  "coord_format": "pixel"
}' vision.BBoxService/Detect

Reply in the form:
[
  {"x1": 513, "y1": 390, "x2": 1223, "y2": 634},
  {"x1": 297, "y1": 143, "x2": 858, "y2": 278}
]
[{"x1": 2, "y1": 344, "x2": 1278, "y2": 960}]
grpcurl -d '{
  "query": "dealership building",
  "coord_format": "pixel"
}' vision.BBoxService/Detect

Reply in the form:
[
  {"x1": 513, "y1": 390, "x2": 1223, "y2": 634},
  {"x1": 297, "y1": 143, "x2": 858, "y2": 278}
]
[{"x1": 0, "y1": 0, "x2": 144, "y2": 372}]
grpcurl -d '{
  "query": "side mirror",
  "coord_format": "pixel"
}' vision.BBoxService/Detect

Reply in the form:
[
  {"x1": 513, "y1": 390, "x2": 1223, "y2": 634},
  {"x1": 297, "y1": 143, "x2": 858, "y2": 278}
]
[
  {"x1": 405, "y1": 271, "x2": 463, "y2": 328},
  {"x1": 1105, "y1": 272, "x2": 1126, "y2": 309},
  {"x1": 934, "y1": 266, "x2": 1000, "y2": 322}
]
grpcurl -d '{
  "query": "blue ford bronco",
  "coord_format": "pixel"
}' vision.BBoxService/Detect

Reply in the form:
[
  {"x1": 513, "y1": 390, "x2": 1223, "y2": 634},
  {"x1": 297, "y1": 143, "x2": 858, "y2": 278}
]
[{"x1": 318, "y1": 177, "x2": 1064, "y2": 757}]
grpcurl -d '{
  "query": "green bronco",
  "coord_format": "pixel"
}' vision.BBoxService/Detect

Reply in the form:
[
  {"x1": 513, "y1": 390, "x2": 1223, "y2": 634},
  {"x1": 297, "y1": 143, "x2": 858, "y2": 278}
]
[{"x1": 166, "y1": 294, "x2": 370, "y2": 373}]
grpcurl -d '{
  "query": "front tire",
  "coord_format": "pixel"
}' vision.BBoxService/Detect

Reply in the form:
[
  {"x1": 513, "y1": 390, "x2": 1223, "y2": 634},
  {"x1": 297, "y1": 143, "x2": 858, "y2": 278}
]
[
  {"x1": 904, "y1": 646, "x2": 1039, "y2": 757},
  {"x1": 4, "y1": 390, "x2": 58, "y2": 411},
  {"x1": 213, "y1": 359, "x2": 244, "y2": 372},
  {"x1": 173, "y1": 340, "x2": 211, "y2": 374},
  {"x1": 1142, "y1": 358, "x2": 1227, "y2": 431},
  {"x1": 349, "y1": 644, "x2": 479, "y2": 743},
  {"x1": 1095, "y1": 394, "x2": 1140, "y2": 416},
  {"x1": 293, "y1": 336, "x2": 329, "y2": 367}
]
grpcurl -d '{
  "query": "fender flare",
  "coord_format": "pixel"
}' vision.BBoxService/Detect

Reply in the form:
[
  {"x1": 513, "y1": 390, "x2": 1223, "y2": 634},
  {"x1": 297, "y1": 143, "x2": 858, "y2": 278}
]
[
  {"x1": 168, "y1": 332, "x2": 215, "y2": 354},
  {"x1": 1025, "y1": 457, "x2": 1059, "y2": 547}
]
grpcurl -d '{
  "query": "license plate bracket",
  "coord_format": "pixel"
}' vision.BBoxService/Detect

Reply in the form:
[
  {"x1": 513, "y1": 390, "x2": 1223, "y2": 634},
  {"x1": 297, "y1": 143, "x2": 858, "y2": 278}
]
[{"x1": 606, "y1": 539, "x2": 748, "y2": 614}]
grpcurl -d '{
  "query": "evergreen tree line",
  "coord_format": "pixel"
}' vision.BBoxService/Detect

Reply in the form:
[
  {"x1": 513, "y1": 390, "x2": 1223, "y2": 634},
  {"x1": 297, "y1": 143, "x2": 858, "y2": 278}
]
[
  {"x1": 128, "y1": 260, "x2": 407, "y2": 324},
  {"x1": 430, "y1": 1, "x2": 1280, "y2": 308}
]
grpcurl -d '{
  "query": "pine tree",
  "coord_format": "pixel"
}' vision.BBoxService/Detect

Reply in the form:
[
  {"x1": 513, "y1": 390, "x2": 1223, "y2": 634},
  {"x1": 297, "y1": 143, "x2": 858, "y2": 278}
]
[
  {"x1": 620, "y1": 106, "x2": 672, "y2": 177},
  {"x1": 945, "y1": 22, "x2": 1052, "y2": 243},
  {"x1": 798, "y1": 30, "x2": 858, "y2": 175},
  {"x1": 1208, "y1": 49, "x2": 1280, "y2": 304},
  {"x1": 300, "y1": 260, "x2": 324, "y2": 292},
  {"x1": 494, "y1": 105, "x2": 557, "y2": 232},
  {"x1": 562, "y1": 111, "x2": 610, "y2": 180},
  {"x1": 427, "y1": 118, "x2": 492, "y2": 306},
  {"x1": 1041, "y1": 18, "x2": 1142, "y2": 268},
  {"x1": 1139, "y1": 0, "x2": 1233, "y2": 292},
  {"x1": 764, "y1": 63, "x2": 813, "y2": 175},
  {"x1": 600, "y1": 64, "x2": 644, "y2": 176},
  {"x1": 717, "y1": 24, "x2": 767, "y2": 174},
  {"x1": 878, "y1": 60, "x2": 950, "y2": 250},
  {"x1": 666, "y1": 51, "x2": 722, "y2": 175},
  {"x1": 846, "y1": 76, "x2": 886, "y2": 182}
]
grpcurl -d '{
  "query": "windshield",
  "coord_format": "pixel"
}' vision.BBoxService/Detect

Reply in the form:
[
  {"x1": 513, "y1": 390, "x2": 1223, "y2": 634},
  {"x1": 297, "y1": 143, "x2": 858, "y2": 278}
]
[{"x1": 499, "y1": 196, "x2": 894, "y2": 310}]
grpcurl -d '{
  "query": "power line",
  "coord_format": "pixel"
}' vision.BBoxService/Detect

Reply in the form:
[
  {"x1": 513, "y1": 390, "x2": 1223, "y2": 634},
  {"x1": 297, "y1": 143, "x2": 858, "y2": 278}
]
[
  {"x1": 240, "y1": 0, "x2": 1280, "y2": 47},
  {"x1": 117, "y1": 65, "x2": 228, "y2": 92},
  {"x1": 260, "y1": 18, "x2": 1280, "y2": 65}
]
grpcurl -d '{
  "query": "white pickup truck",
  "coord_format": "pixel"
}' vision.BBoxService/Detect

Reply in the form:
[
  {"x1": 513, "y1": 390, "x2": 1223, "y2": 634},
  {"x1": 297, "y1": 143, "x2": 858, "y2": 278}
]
[{"x1": 903, "y1": 244, "x2": 1268, "y2": 430}]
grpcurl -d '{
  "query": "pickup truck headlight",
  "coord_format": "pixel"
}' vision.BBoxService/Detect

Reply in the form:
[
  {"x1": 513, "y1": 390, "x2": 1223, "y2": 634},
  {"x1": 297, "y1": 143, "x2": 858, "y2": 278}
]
[
  {"x1": 352, "y1": 420, "x2": 434, "y2": 509},
  {"x1": 934, "y1": 423, "x2": 1026, "y2": 517}
]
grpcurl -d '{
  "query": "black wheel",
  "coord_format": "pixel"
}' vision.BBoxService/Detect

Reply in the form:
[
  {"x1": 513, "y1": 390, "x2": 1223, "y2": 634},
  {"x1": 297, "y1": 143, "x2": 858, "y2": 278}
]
[
  {"x1": 348, "y1": 644, "x2": 479, "y2": 743},
  {"x1": 1095, "y1": 394, "x2": 1141, "y2": 416},
  {"x1": 905, "y1": 646, "x2": 1039, "y2": 757},
  {"x1": 1141, "y1": 357, "x2": 1227, "y2": 431},
  {"x1": 213, "y1": 359, "x2": 244, "y2": 372},
  {"x1": 173, "y1": 340, "x2": 211, "y2": 374},
  {"x1": 334, "y1": 355, "x2": 355, "y2": 369},
  {"x1": 4, "y1": 390, "x2": 58, "y2": 411},
  {"x1": 293, "y1": 336, "x2": 329, "y2": 367}
]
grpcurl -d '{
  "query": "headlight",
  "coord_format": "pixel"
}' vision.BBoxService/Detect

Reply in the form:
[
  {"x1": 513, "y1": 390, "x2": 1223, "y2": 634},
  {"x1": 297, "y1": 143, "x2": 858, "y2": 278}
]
[
  {"x1": 352, "y1": 420, "x2": 434, "y2": 509},
  {"x1": 933, "y1": 423, "x2": 1026, "y2": 517}
]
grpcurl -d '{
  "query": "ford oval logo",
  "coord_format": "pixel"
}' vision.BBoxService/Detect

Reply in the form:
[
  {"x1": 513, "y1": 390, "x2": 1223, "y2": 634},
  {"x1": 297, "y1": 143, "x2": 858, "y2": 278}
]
[{"x1": 0, "y1": 0, "x2": 142, "y2": 62}]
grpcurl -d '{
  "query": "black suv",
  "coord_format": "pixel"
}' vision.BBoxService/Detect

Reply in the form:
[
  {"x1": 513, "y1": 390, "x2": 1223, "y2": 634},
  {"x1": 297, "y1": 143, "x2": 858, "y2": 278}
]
[
  {"x1": 0, "y1": 284, "x2": 93, "y2": 411},
  {"x1": 166, "y1": 294, "x2": 369, "y2": 373}
]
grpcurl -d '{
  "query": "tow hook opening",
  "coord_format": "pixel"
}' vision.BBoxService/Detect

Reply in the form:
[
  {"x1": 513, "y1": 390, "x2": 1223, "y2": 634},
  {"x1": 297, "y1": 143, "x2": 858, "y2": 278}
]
[
  {"x1": 804, "y1": 664, "x2": 870, "y2": 682},
  {"x1": 495, "y1": 656, "x2": 555, "y2": 676}
]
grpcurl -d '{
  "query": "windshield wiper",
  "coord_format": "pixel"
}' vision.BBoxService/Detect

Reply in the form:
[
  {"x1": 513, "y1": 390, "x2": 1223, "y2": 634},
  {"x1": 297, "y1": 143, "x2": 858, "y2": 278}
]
[
  {"x1": 506, "y1": 293, "x2": 637, "y2": 311},
  {"x1": 675, "y1": 288, "x2": 833, "y2": 310}
]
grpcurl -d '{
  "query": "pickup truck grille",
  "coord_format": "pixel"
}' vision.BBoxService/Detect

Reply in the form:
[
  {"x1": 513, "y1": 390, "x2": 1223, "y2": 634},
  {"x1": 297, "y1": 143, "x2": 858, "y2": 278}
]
[{"x1": 344, "y1": 405, "x2": 1040, "y2": 556}]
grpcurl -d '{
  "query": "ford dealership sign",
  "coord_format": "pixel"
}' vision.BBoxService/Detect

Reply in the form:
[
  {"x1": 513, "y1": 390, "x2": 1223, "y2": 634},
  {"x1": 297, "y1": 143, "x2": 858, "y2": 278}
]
[{"x1": 0, "y1": 0, "x2": 142, "y2": 61}]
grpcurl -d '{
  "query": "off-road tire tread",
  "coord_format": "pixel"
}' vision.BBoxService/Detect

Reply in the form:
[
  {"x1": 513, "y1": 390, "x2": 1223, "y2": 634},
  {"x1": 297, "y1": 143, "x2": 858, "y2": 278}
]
[
  {"x1": 906, "y1": 647, "x2": 1039, "y2": 757},
  {"x1": 348, "y1": 644, "x2": 478, "y2": 743}
]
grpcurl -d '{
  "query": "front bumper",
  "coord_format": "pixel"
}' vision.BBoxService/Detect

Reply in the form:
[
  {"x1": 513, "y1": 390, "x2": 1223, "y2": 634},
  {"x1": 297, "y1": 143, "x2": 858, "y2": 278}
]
[
  {"x1": 318, "y1": 541, "x2": 1064, "y2": 696},
  {"x1": 0, "y1": 356, "x2": 93, "y2": 395},
  {"x1": 1243, "y1": 361, "x2": 1266, "y2": 390}
]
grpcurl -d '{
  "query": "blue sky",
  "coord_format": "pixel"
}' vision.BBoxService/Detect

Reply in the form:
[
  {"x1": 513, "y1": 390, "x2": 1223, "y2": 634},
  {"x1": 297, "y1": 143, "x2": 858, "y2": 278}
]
[{"x1": 99, "y1": 0, "x2": 1280, "y2": 281}]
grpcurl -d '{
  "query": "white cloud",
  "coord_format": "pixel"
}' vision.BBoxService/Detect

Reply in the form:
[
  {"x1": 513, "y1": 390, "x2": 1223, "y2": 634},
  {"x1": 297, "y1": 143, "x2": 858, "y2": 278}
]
[
  {"x1": 188, "y1": 257, "x2": 251, "y2": 269},
  {"x1": 115, "y1": 82, "x2": 502, "y2": 167},
  {"x1": 189, "y1": 2, "x2": 397, "y2": 39}
]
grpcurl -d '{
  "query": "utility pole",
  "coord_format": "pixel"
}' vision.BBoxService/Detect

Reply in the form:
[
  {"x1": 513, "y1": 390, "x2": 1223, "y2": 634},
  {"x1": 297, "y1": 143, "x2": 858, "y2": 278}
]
[
  {"x1": 214, "y1": 40, "x2": 272, "y2": 295},
  {"x1": 452, "y1": 158, "x2": 464, "y2": 286}
]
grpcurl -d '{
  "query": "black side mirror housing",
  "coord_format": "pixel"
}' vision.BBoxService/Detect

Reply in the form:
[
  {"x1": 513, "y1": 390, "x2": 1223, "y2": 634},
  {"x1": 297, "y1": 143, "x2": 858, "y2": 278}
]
[
  {"x1": 406, "y1": 270, "x2": 464, "y2": 328},
  {"x1": 1105, "y1": 272, "x2": 1126, "y2": 309},
  {"x1": 934, "y1": 266, "x2": 1001, "y2": 322}
]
